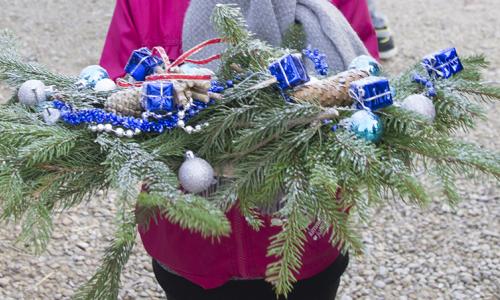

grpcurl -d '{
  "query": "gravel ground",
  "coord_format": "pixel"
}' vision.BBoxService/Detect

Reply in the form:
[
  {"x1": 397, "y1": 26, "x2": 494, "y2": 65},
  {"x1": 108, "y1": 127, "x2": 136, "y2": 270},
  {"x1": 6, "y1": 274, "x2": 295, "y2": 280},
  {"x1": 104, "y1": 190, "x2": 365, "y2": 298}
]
[{"x1": 0, "y1": 0, "x2": 499, "y2": 299}]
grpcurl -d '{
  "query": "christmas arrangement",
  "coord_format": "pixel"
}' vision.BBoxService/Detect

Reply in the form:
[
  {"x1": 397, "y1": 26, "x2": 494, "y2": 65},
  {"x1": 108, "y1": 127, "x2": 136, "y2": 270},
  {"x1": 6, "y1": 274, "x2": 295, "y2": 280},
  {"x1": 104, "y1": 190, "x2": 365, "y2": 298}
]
[{"x1": 0, "y1": 4, "x2": 499, "y2": 299}]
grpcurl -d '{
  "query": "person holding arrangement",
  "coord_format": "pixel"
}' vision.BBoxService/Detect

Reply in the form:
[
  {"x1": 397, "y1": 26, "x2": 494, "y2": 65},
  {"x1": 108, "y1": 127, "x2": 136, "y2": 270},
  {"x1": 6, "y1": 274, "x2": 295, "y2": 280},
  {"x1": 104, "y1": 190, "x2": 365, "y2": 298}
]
[{"x1": 101, "y1": 1, "x2": 378, "y2": 299}]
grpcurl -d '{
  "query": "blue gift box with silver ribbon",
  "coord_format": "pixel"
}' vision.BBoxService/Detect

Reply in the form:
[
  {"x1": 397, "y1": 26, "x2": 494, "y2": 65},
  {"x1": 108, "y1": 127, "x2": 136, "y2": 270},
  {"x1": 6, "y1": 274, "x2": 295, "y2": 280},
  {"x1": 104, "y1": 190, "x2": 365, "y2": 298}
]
[
  {"x1": 269, "y1": 54, "x2": 310, "y2": 90},
  {"x1": 350, "y1": 76, "x2": 393, "y2": 111},
  {"x1": 422, "y1": 47, "x2": 463, "y2": 79},
  {"x1": 125, "y1": 48, "x2": 163, "y2": 81},
  {"x1": 141, "y1": 81, "x2": 175, "y2": 112}
]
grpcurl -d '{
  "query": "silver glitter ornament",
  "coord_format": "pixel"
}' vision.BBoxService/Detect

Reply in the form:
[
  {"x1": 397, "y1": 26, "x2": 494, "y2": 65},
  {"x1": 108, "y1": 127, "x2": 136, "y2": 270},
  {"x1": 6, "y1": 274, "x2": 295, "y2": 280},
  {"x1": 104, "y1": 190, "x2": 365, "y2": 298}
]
[
  {"x1": 178, "y1": 151, "x2": 215, "y2": 194},
  {"x1": 94, "y1": 78, "x2": 117, "y2": 92},
  {"x1": 401, "y1": 94, "x2": 436, "y2": 121},
  {"x1": 18, "y1": 80, "x2": 47, "y2": 106},
  {"x1": 42, "y1": 108, "x2": 61, "y2": 125}
]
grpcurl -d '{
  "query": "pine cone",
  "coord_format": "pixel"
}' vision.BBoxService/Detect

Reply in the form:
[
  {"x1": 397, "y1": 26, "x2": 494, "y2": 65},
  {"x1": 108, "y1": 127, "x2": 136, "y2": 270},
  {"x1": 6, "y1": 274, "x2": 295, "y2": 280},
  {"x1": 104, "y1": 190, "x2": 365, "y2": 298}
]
[
  {"x1": 104, "y1": 88, "x2": 142, "y2": 117},
  {"x1": 292, "y1": 69, "x2": 370, "y2": 107}
]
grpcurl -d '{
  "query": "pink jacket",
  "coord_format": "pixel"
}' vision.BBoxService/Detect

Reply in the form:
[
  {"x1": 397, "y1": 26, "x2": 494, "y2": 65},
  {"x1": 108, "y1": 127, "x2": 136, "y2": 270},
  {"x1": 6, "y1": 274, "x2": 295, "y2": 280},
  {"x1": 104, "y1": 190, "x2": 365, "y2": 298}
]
[
  {"x1": 101, "y1": 0, "x2": 373, "y2": 289},
  {"x1": 100, "y1": 0, "x2": 379, "y2": 80}
]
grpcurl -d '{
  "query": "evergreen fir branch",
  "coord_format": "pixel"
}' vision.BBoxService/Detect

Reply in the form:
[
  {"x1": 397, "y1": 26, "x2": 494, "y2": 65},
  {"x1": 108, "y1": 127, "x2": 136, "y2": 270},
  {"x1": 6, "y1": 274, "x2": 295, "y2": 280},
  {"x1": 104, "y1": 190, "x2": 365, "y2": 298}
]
[
  {"x1": 74, "y1": 210, "x2": 136, "y2": 300},
  {"x1": 211, "y1": 4, "x2": 285, "y2": 78},
  {"x1": 433, "y1": 92, "x2": 486, "y2": 133},
  {"x1": 265, "y1": 168, "x2": 312, "y2": 297},
  {"x1": 211, "y1": 4, "x2": 250, "y2": 45},
  {"x1": 198, "y1": 103, "x2": 260, "y2": 160},
  {"x1": 232, "y1": 104, "x2": 321, "y2": 153},
  {"x1": 16, "y1": 202, "x2": 53, "y2": 255},
  {"x1": 0, "y1": 168, "x2": 28, "y2": 220},
  {"x1": 386, "y1": 136, "x2": 500, "y2": 178},
  {"x1": 56, "y1": 89, "x2": 111, "y2": 108},
  {"x1": 282, "y1": 23, "x2": 306, "y2": 51},
  {"x1": 453, "y1": 81, "x2": 500, "y2": 103},
  {"x1": 238, "y1": 198, "x2": 265, "y2": 231},
  {"x1": 137, "y1": 192, "x2": 231, "y2": 238},
  {"x1": 456, "y1": 55, "x2": 488, "y2": 82},
  {"x1": 433, "y1": 162, "x2": 462, "y2": 207},
  {"x1": 17, "y1": 128, "x2": 81, "y2": 167},
  {"x1": 0, "y1": 50, "x2": 76, "y2": 89},
  {"x1": 325, "y1": 131, "x2": 432, "y2": 206},
  {"x1": 380, "y1": 106, "x2": 434, "y2": 136},
  {"x1": 233, "y1": 126, "x2": 320, "y2": 205},
  {"x1": 308, "y1": 162, "x2": 364, "y2": 253},
  {"x1": 96, "y1": 136, "x2": 231, "y2": 238}
]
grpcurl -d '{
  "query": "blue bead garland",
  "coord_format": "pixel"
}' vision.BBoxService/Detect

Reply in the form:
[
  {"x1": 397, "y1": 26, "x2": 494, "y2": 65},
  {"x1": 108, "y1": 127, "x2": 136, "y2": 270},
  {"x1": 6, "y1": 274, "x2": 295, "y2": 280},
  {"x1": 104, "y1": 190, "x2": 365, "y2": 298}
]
[
  {"x1": 412, "y1": 72, "x2": 437, "y2": 98},
  {"x1": 52, "y1": 79, "x2": 227, "y2": 136},
  {"x1": 53, "y1": 97, "x2": 212, "y2": 134},
  {"x1": 303, "y1": 47, "x2": 329, "y2": 76}
]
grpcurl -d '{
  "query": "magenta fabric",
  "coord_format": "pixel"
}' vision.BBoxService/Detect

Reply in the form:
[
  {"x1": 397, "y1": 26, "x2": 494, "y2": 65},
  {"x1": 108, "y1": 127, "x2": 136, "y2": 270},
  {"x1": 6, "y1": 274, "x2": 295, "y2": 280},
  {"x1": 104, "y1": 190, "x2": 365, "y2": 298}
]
[
  {"x1": 139, "y1": 205, "x2": 340, "y2": 289},
  {"x1": 100, "y1": 0, "x2": 378, "y2": 80}
]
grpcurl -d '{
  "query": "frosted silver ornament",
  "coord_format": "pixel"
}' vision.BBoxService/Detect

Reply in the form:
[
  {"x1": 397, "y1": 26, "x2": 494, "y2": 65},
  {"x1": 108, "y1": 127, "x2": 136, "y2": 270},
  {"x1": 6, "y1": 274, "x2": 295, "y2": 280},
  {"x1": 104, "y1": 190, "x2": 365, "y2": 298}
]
[
  {"x1": 18, "y1": 80, "x2": 47, "y2": 106},
  {"x1": 178, "y1": 151, "x2": 215, "y2": 194},
  {"x1": 42, "y1": 108, "x2": 61, "y2": 125},
  {"x1": 401, "y1": 94, "x2": 436, "y2": 121},
  {"x1": 94, "y1": 78, "x2": 117, "y2": 92}
]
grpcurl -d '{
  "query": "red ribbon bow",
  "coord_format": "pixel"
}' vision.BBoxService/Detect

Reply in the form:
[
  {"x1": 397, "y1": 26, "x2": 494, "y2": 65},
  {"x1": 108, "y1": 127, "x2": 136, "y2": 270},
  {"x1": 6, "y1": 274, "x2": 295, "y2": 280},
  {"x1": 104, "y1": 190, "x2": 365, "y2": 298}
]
[{"x1": 117, "y1": 38, "x2": 224, "y2": 88}]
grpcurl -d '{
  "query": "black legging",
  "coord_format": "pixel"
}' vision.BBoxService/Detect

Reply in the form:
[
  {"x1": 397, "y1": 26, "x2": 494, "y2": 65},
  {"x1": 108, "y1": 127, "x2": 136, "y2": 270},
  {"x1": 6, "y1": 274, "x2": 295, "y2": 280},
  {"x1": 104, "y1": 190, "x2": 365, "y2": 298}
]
[{"x1": 153, "y1": 253, "x2": 349, "y2": 300}]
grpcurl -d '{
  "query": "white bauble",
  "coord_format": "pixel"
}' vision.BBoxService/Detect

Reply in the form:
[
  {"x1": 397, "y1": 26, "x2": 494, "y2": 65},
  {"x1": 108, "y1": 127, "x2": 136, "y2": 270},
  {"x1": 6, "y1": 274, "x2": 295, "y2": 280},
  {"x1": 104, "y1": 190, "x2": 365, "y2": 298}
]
[
  {"x1": 94, "y1": 78, "x2": 117, "y2": 92},
  {"x1": 401, "y1": 94, "x2": 436, "y2": 121},
  {"x1": 18, "y1": 80, "x2": 47, "y2": 106},
  {"x1": 178, "y1": 151, "x2": 215, "y2": 194}
]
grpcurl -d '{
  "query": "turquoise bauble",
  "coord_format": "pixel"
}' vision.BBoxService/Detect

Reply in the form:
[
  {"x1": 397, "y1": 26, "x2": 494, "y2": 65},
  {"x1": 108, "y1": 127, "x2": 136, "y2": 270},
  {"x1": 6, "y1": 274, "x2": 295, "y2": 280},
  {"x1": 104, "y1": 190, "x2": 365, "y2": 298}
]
[
  {"x1": 349, "y1": 55, "x2": 381, "y2": 76},
  {"x1": 78, "y1": 65, "x2": 110, "y2": 88},
  {"x1": 349, "y1": 110, "x2": 383, "y2": 143}
]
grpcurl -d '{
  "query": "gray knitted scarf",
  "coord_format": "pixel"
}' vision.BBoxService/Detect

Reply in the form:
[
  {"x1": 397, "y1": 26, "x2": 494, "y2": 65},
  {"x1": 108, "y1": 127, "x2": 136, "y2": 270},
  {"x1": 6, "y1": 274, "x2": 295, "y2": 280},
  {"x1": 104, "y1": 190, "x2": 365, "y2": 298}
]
[{"x1": 183, "y1": 0, "x2": 369, "y2": 72}]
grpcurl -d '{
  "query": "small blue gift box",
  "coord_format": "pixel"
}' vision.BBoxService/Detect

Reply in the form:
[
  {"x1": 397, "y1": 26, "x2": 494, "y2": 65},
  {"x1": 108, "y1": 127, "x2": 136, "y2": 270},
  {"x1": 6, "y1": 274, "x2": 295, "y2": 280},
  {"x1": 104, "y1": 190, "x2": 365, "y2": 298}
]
[
  {"x1": 350, "y1": 76, "x2": 393, "y2": 111},
  {"x1": 422, "y1": 47, "x2": 463, "y2": 79},
  {"x1": 141, "y1": 81, "x2": 175, "y2": 112},
  {"x1": 269, "y1": 54, "x2": 310, "y2": 90},
  {"x1": 125, "y1": 48, "x2": 163, "y2": 81}
]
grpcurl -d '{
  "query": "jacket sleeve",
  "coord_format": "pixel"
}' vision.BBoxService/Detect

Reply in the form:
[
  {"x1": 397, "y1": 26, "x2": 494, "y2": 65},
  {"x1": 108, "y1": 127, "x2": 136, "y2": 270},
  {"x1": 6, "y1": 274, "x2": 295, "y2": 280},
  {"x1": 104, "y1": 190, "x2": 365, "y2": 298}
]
[
  {"x1": 99, "y1": 0, "x2": 142, "y2": 80},
  {"x1": 330, "y1": 0, "x2": 379, "y2": 60}
]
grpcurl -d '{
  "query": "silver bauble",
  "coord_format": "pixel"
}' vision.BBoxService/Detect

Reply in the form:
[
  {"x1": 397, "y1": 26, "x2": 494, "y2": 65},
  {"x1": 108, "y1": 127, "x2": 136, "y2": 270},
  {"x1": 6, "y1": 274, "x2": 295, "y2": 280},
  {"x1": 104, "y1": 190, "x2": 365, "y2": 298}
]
[
  {"x1": 42, "y1": 108, "x2": 61, "y2": 125},
  {"x1": 401, "y1": 94, "x2": 436, "y2": 121},
  {"x1": 18, "y1": 80, "x2": 47, "y2": 106},
  {"x1": 178, "y1": 151, "x2": 215, "y2": 194}
]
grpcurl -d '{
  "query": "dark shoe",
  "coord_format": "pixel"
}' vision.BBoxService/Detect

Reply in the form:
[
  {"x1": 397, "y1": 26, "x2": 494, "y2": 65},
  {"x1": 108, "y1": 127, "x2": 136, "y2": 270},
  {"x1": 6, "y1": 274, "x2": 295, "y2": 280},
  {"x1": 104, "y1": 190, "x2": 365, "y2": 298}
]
[{"x1": 376, "y1": 26, "x2": 398, "y2": 60}]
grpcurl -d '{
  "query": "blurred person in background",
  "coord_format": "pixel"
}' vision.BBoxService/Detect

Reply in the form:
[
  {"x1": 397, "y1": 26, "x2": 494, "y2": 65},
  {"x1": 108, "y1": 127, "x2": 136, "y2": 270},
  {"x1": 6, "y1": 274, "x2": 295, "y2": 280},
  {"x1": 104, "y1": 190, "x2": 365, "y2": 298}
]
[{"x1": 367, "y1": 0, "x2": 397, "y2": 59}]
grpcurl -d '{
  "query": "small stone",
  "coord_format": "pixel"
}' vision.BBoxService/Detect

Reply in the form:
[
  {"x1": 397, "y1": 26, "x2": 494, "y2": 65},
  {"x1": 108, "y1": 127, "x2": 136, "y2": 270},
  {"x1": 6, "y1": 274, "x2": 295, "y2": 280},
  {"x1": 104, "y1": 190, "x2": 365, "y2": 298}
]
[
  {"x1": 378, "y1": 266, "x2": 388, "y2": 277},
  {"x1": 374, "y1": 280, "x2": 386, "y2": 289},
  {"x1": 76, "y1": 241, "x2": 89, "y2": 251},
  {"x1": 0, "y1": 277, "x2": 11, "y2": 287},
  {"x1": 460, "y1": 273, "x2": 474, "y2": 284},
  {"x1": 340, "y1": 295, "x2": 353, "y2": 300},
  {"x1": 61, "y1": 217, "x2": 73, "y2": 226}
]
